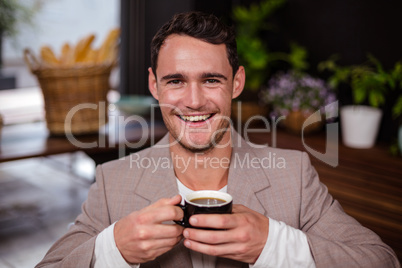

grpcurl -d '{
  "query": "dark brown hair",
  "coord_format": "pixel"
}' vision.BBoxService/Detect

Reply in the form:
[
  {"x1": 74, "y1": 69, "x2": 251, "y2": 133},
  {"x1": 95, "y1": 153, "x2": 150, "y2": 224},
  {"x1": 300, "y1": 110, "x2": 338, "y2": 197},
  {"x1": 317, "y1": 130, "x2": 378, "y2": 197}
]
[{"x1": 150, "y1": 11, "x2": 238, "y2": 77}]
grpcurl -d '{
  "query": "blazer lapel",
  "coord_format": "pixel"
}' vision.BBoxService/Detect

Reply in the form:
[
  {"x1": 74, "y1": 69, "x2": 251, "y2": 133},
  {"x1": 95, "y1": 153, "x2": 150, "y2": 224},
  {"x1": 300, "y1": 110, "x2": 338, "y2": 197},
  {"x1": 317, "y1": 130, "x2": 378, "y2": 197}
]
[
  {"x1": 134, "y1": 134, "x2": 179, "y2": 204},
  {"x1": 228, "y1": 131, "x2": 271, "y2": 215}
]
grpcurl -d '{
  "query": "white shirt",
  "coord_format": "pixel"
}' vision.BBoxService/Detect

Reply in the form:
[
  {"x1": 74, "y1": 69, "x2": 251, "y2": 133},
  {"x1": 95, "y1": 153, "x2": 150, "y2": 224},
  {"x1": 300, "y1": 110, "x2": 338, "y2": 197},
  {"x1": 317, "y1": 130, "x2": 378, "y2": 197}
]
[{"x1": 91, "y1": 180, "x2": 316, "y2": 268}]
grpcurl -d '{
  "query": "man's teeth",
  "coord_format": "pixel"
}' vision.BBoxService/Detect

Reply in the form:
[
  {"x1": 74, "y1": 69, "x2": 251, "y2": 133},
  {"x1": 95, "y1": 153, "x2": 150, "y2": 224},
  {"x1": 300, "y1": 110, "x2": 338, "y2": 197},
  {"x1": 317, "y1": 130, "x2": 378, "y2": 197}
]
[{"x1": 180, "y1": 114, "x2": 212, "y2": 122}]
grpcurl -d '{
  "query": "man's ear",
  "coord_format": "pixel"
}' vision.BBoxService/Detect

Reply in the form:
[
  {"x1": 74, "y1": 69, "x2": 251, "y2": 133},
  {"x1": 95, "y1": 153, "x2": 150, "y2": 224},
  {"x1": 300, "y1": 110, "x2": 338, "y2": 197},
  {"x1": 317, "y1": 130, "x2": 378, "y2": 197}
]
[
  {"x1": 148, "y1": 67, "x2": 159, "y2": 100},
  {"x1": 232, "y1": 66, "x2": 245, "y2": 99}
]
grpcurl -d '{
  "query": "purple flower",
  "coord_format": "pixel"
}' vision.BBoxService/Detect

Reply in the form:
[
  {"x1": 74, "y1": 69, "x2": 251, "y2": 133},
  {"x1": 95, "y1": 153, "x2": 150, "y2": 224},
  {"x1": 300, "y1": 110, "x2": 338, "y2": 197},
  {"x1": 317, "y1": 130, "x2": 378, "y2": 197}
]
[{"x1": 261, "y1": 71, "x2": 336, "y2": 117}]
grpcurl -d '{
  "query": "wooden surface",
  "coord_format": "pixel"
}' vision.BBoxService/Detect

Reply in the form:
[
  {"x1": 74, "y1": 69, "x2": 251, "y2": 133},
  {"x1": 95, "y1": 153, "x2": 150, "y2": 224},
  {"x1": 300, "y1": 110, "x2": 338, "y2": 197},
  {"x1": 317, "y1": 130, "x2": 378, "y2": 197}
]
[
  {"x1": 0, "y1": 121, "x2": 167, "y2": 164},
  {"x1": 0, "y1": 87, "x2": 168, "y2": 164},
  {"x1": 248, "y1": 128, "x2": 402, "y2": 263}
]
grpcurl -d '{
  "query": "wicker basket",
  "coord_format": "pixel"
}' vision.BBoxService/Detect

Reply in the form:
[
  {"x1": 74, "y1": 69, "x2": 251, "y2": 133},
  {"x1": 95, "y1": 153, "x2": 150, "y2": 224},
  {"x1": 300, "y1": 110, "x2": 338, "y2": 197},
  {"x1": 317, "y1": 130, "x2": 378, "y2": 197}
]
[{"x1": 24, "y1": 49, "x2": 112, "y2": 135}]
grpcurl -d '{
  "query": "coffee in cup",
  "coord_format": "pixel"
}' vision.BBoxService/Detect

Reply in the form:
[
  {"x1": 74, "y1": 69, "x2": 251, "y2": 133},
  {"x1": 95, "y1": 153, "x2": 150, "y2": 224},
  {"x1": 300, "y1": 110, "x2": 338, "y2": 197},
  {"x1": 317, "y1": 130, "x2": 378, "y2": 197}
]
[{"x1": 175, "y1": 190, "x2": 232, "y2": 228}]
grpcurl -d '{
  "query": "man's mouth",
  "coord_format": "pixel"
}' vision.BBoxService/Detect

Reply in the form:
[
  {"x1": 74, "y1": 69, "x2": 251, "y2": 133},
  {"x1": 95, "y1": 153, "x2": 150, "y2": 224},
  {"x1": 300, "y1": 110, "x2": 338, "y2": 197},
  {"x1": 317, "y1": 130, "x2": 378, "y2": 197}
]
[{"x1": 179, "y1": 114, "x2": 214, "y2": 122}]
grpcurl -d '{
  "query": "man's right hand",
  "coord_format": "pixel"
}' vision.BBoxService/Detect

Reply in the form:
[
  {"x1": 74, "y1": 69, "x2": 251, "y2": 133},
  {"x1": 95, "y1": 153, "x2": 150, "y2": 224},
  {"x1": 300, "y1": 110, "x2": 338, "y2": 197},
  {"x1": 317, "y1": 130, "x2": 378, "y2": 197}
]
[{"x1": 114, "y1": 195, "x2": 185, "y2": 264}]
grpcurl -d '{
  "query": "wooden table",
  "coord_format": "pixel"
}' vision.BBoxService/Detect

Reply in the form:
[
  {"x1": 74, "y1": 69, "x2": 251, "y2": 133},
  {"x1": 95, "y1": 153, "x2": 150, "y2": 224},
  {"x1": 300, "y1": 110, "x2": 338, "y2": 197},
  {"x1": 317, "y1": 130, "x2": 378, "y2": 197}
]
[
  {"x1": 0, "y1": 87, "x2": 168, "y2": 164},
  {"x1": 0, "y1": 87, "x2": 167, "y2": 164},
  {"x1": 0, "y1": 121, "x2": 167, "y2": 165},
  {"x1": 247, "y1": 128, "x2": 402, "y2": 263}
]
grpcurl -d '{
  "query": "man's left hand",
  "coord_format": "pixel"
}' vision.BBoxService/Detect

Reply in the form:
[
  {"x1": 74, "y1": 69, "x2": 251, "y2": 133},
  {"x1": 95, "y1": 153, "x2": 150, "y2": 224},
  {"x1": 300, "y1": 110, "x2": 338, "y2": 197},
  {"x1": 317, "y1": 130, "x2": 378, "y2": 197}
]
[{"x1": 182, "y1": 204, "x2": 269, "y2": 264}]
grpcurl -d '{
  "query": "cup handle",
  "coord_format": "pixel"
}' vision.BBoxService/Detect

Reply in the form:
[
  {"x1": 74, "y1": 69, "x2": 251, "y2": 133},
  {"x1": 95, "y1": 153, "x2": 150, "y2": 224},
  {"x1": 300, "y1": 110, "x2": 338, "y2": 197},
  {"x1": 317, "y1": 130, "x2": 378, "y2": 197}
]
[{"x1": 174, "y1": 204, "x2": 187, "y2": 227}]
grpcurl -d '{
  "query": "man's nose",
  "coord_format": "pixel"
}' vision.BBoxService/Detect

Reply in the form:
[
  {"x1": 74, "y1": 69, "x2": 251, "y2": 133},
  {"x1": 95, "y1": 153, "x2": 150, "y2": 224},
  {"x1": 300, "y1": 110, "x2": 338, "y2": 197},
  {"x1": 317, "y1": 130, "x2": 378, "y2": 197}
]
[{"x1": 183, "y1": 82, "x2": 206, "y2": 110}]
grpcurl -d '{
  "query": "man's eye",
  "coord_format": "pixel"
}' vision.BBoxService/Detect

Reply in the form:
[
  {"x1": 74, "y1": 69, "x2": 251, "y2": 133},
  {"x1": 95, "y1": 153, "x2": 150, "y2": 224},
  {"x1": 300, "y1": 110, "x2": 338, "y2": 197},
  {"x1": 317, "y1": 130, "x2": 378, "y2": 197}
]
[
  {"x1": 168, "y1": 80, "x2": 182, "y2": 85},
  {"x1": 205, "y1": 79, "x2": 220, "y2": 84}
]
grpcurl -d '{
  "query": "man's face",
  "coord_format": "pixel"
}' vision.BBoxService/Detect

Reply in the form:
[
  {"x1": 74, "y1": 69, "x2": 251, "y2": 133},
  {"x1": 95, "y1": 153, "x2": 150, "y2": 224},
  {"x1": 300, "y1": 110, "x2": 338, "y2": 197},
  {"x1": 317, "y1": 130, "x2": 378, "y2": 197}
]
[{"x1": 149, "y1": 34, "x2": 244, "y2": 152}]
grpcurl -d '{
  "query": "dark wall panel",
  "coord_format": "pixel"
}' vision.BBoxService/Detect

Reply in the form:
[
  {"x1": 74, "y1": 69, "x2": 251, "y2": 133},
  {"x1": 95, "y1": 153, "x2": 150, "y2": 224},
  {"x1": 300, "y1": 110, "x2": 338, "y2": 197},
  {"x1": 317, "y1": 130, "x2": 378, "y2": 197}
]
[
  {"x1": 120, "y1": 0, "x2": 402, "y2": 141},
  {"x1": 120, "y1": 0, "x2": 193, "y2": 96}
]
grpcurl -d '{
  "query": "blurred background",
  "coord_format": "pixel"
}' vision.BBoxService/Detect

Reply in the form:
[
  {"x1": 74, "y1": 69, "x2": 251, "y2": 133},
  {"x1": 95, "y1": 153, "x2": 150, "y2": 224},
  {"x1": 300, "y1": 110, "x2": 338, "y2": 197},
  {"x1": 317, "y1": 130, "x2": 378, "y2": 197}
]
[
  {"x1": 0, "y1": 0, "x2": 401, "y2": 267},
  {"x1": 2, "y1": 0, "x2": 402, "y2": 140},
  {"x1": 1, "y1": 0, "x2": 119, "y2": 267}
]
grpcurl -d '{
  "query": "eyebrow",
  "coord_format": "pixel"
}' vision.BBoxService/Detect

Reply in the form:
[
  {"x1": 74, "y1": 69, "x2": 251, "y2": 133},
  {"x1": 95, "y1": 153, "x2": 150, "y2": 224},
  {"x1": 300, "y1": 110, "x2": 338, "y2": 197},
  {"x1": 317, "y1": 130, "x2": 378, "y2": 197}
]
[
  {"x1": 160, "y1": 73, "x2": 185, "y2": 82},
  {"x1": 160, "y1": 72, "x2": 228, "y2": 82},
  {"x1": 201, "y1": 72, "x2": 228, "y2": 81}
]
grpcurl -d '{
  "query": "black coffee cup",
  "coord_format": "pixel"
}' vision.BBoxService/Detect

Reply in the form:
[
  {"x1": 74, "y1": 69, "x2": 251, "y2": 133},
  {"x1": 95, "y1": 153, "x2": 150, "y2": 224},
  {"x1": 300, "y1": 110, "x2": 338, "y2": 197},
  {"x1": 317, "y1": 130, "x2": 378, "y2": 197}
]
[{"x1": 175, "y1": 190, "x2": 233, "y2": 228}]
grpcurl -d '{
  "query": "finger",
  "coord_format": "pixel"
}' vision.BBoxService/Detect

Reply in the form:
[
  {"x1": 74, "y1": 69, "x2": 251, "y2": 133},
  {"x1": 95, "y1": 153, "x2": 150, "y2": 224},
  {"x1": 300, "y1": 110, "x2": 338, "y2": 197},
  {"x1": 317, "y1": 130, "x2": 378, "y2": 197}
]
[
  {"x1": 189, "y1": 213, "x2": 237, "y2": 230},
  {"x1": 148, "y1": 195, "x2": 182, "y2": 209},
  {"x1": 138, "y1": 195, "x2": 183, "y2": 224},
  {"x1": 136, "y1": 223, "x2": 184, "y2": 241},
  {"x1": 140, "y1": 233, "x2": 184, "y2": 251},
  {"x1": 232, "y1": 204, "x2": 247, "y2": 213},
  {"x1": 183, "y1": 228, "x2": 232, "y2": 245},
  {"x1": 124, "y1": 235, "x2": 183, "y2": 263},
  {"x1": 183, "y1": 238, "x2": 237, "y2": 257},
  {"x1": 139, "y1": 205, "x2": 184, "y2": 224}
]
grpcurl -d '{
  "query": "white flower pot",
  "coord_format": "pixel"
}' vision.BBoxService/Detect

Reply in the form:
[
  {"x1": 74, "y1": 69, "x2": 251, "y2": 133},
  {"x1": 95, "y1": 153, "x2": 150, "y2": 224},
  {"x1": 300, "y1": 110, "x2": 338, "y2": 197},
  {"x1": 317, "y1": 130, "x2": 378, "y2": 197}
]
[
  {"x1": 398, "y1": 124, "x2": 402, "y2": 154},
  {"x1": 340, "y1": 105, "x2": 383, "y2": 149}
]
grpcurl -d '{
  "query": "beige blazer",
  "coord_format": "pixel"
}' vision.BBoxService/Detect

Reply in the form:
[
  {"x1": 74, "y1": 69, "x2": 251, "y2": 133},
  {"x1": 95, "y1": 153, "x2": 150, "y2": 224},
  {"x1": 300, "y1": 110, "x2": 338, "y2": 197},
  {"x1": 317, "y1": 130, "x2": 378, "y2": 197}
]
[{"x1": 36, "y1": 132, "x2": 399, "y2": 268}]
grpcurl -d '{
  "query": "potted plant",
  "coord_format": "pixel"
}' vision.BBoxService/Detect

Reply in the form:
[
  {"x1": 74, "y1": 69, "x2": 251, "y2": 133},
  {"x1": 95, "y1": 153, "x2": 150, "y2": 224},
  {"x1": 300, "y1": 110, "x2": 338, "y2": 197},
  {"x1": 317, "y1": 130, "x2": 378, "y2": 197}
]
[
  {"x1": 231, "y1": 0, "x2": 309, "y2": 123},
  {"x1": 319, "y1": 55, "x2": 402, "y2": 148},
  {"x1": 260, "y1": 71, "x2": 336, "y2": 134},
  {"x1": 389, "y1": 62, "x2": 402, "y2": 154}
]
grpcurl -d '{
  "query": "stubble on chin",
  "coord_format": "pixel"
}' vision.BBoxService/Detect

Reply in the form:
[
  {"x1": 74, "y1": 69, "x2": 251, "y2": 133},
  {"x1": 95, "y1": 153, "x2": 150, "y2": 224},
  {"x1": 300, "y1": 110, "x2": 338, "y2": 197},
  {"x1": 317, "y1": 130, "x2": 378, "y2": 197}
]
[{"x1": 172, "y1": 119, "x2": 231, "y2": 154}]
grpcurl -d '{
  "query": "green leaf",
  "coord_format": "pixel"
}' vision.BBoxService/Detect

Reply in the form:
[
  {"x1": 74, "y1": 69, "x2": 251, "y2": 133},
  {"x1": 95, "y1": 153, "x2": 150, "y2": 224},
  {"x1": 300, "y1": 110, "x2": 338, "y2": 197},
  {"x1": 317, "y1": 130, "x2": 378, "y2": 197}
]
[
  {"x1": 232, "y1": 0, "x2": 289, "y2": 93},
  {"x1": 368, "y1": 91, "x2": 385, "y2": 107},
  {"x1": 393, "y1": 96, "x2": 402, "y2": 118},
  {"x1": 352, "y1": 80, "x2": 367, "y2": 104},
  {"x1": 288, "y1": 43, "x2": 309, "y2": 71}
]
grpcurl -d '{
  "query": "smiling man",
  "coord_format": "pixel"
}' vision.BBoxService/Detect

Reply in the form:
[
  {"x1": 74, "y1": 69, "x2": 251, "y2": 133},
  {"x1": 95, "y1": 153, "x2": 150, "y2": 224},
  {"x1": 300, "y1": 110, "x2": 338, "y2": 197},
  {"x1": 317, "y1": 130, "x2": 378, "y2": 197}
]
[
  {"x1": 147, "y1": 32, "x2": 244, "y2": 192},
  {"x1": 36, "y1": 12, "x2": 399, "y2": 268},
  {"x1": 149, "y1": 34, "x2": 242, "y2": 154}
]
